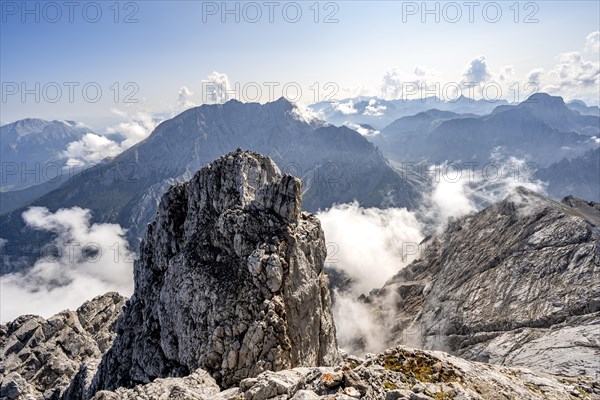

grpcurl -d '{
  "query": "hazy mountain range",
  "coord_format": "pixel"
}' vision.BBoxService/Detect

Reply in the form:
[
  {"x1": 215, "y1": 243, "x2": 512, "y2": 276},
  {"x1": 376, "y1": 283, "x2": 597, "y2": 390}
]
[
  {"x1": 537, "y1": 147, "x2": 600, "y2": 201},
  {"x1": 1, "y1": 97, "x2": 599, "y2": 399},
  {"x1": 0, "y1": 119, "x2": 90, "y2": 191},
  {"x1": 1, "y1": 93, "x2": 598, "y2": 273},
  {"x1": 309, "y1": 95, "x2": 510, "y2": 130},
  {"x1": 370, "y1": 93, "x2": 599, "y2": 166},
  {"x1": 0, "y1": 98, "x2": 423, "y2": 273}
]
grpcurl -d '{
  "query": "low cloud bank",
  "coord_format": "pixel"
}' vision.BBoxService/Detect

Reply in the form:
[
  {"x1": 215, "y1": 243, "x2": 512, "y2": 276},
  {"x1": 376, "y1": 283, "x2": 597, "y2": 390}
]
[
  {"x1": 0, "y1": 207, "x2": 133, "y2": 322},
  {"x1": 320, "y1": 158, "x2": 546, "y2": 354}
]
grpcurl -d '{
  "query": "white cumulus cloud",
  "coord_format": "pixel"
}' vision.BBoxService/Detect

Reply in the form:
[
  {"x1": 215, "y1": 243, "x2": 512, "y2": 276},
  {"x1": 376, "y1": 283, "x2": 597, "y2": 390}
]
[
  {"x1": 178, "y1": 86, "x2": 196, "y2": 109},
  {"x1": 319, "y1": 203, "x2": 423, "y2": 297},
  {"x1": 547, "y1": 52, "x2": 599, "y2": 89},
  {"x1": 585, "y1": 31, "x2": 599, "y2": 53},
  {"x1": 106, "y1": 109, "x2": 159, "y2": 149},
  {"x1": 462, "y1": 56, "x2": 491, "y2": 87},
  {"x1": 62, "y1": 133, "x2": 124, "y2": 166},
  {"x1": 333, "y1": 100, "x2": 358, "y2": 115},
  {"x1": 527, "y1": 68, "x2": 545, "y2": 87},
  {"x1": 498, "y1": 65, "x2": 515, "y2": 81},
  {"x1": 202, "y1": 71, "x2": 233, "y2": 104},
  {"x1": 343, "y1": 122, "x2": 379, "y2": 137},
  {"x1": 363, "y1": 99, "x2": 387, "y2": 116},
  {"x1": 63, "y1": 110, "x2": 162, "y2": 167},
  {"x1": 529, "y1": 33, "x2": 600, "y2": 102},
  {"x1": 380, "y1": 66, "x2": 438, "y2": 100}
]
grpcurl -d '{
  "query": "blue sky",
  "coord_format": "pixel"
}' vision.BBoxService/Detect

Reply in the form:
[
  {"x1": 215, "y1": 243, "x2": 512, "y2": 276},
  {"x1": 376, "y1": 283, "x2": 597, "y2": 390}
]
[{"x1": 1, "y1": 1, "x2": 599, "y2": 128}]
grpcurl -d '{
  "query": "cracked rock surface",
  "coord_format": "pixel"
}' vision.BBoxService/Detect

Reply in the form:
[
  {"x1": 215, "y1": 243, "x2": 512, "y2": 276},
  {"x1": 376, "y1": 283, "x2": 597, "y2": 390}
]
[
  {"x1": 90, "y1": 149, "x2": 339, "y2": 394},
  {"x1": 367, "y1": 186, "x2": 600, "y2": 377},
  {"x1": 0, "y1": 292, "x2": 126, "y2": 400},
  {"x1": 221, "y1": 346, "x2": 599, "y2": 400},
  {"x1": 92, "y1": 346, "x2": 600, "y2": 400},
  {"x1": 90, "y1": 369, "x2": 220, "y2": 400}
]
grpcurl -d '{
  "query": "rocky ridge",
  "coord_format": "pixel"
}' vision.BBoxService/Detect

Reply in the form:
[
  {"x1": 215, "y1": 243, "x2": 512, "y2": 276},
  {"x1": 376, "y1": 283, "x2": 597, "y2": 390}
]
[
  {"x1": 367, "y1": 186, "x2": 600, "y2": 378},
  {"x1": 0, "y1": 293, "x2": 126, "y2": 400},
  {"x1": 5, "y1": 335, "x2": 598, "y2": 399}
]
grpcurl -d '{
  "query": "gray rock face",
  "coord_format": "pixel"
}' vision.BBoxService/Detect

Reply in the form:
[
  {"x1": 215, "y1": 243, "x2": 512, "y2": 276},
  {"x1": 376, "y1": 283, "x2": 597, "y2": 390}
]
[
  {"x1": 368, "y1": 187, "x2": 600, "y2": 377},
  {"x1": 2, "y1": 170, "x2": 599, "y2": 399},
  {"x1": 90, "y1": 369, "x2": 220, "y2": 400},
  {"x1": 227, "y1": 346, "x2": 599, "y2": 400},
  {"x1": 90, "y1": 150, "x2": 339, "y2": 393},
  {"x1": 0, "y1": 292, "x2": 126, "y2": 400}
]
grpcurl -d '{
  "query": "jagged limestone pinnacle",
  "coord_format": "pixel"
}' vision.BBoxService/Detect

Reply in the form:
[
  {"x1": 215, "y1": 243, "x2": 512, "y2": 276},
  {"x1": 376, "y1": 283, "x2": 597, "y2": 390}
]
[{"x1": 90, "y1": 149, "x2": 339, "y2": 393}]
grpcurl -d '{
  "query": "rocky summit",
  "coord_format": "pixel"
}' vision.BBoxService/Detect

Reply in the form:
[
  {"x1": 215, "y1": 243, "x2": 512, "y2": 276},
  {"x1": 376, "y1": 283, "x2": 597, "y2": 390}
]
[
  {"x1": 90, "y1": 149, "x2": 339, "y2": 394},
  {"x1": 367, "y1": 186, "x2": 600, "y2": 378}
]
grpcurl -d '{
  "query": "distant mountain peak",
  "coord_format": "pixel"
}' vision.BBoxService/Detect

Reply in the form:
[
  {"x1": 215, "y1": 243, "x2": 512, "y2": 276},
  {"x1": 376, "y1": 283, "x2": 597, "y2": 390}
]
[
  {"x1": 2, "y1": 117, "x2": 87, "y2": 132},
  {"x1": 453, "y1": 95, "x2": 483, "y2": 103},
  {"x1": 567, "y1": 99, "x2": 588, "y2": 107},
  {"x1": 266, "y1": 96, "x2": 296, "y2": 112},
  {"x1": 273, "y1": 96, "x2": 293, "y2": 105},
  {"x1": 58, "y1": 119, "x2": 79, "y2": 126},
  {"x1": 510, "y1": 185, "x2": 540, "y2": 197},
  {"x1": 503, "y1": 185, "x2": 552, "y2": 212},
  {"x1": 524, "y1": 92, "x2": 565, "y2": 106},
  {"x1": 1, "y1": 117, "x2": 89, "y2": 139},
  {"x1": 2, "y1": 117, "x2": 50, "y2": 132},
  {"x1": 12, "y1": 117, "x2": 48, "y2": 124}
]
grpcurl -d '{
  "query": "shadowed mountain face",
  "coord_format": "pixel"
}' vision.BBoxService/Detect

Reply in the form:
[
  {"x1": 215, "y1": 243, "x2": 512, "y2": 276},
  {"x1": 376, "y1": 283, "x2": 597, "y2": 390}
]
[
  {"x1": 0, "y1": 179, "x2": 67, "y2": 215},
  {"x1": 0, "y1": 119, "x2": 90, "y2": 191},
  {"x1": 493, "y1": 93, "x2": 600, "y2": 136},
  {"x1": 0, "y1": 99, "x2": 423, "y2": 273},
  {"x1": 372, "y1": 93, "x2": 599, "y2": 166},
  {"x1": 536, "y1": 148, "x2": 600, "y2": 202},
  {"x1": 567, "y1": 99, "x2": 600, "y2": 117}
]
